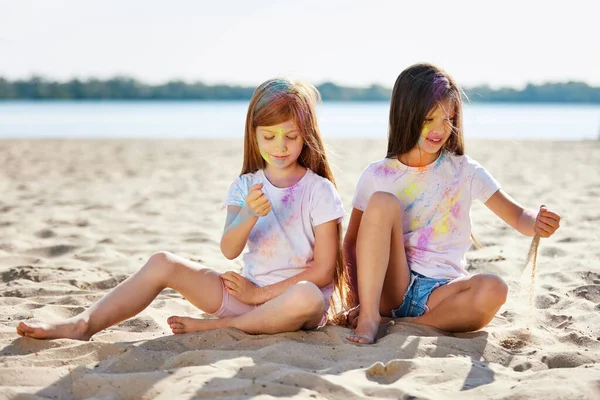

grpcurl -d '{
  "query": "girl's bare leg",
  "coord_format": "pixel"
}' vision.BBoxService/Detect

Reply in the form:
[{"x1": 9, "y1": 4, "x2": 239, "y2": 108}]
[
  {"x1": 16, "y1": 252, "x2": 224, "y2": 340},
  {"x1": 408, "y1": 273, "x2": 508, "y2": 332},
  {"x1": 347, "y1": 192, "x2": 411, "y2": 344},
  {"x1": 168, "y1": 281, "x2": 325, "y2": 334}
]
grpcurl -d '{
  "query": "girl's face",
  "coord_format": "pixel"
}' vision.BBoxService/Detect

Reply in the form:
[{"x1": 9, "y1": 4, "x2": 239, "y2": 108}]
[
  {"x1": 256, "y1": 119, "x2": 304, "y2": 170},
  {"x1": 417, "y1": 99, "x2": 455, "y2": 155}
]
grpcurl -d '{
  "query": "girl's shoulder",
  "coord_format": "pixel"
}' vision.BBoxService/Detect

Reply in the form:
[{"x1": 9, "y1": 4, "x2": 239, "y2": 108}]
[
  {"x1": 361, "y1": 157, "x2": 399, "y2": 176},
  {"x1": 444, "y1": 152, "x2": 486, "y2": 170},
  {"x1": 303, "y1": 169, "x2": 337, "y2": 192},
  {"x1": 236, "y1": 169, "x2": 264, "y2": 185}
]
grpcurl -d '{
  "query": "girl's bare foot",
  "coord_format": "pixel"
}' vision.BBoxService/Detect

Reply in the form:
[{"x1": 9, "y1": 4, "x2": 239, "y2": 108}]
[
  {"x1": 346, "y1": 316, "x2": 381, "y2": 344},
  {"x1": 167, "y1": 315, "x2": 228, "y2": 334},
  {"x1": 16, "y1": 318, "x2": 91, "y2": 341}
]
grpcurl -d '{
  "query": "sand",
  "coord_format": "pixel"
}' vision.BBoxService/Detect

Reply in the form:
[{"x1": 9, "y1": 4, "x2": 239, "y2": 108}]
[{"x1": 0, "y1": 139, "x2": 599, "y2": 399}]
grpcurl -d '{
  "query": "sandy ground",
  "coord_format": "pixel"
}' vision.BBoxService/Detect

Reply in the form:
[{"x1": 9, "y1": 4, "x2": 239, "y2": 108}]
[{"x1": 0, "y1": 139, "x2": 599, "y2": 399}]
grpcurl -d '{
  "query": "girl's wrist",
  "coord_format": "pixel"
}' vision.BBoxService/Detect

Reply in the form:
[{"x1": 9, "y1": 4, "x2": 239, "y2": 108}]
[
  {"x1": 242, "y1": 204, "x2": 260, "y2": 220},
  {"x1": 253, "y1": 286, "x2": 267, "y2": 304}
]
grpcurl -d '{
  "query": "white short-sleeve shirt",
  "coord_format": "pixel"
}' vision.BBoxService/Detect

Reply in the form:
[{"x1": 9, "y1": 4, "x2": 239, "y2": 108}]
[
  {"x1": 225, "y1": 168, "x2": 346, "y2": 302},
  {"x1": 352, "y1": 151, "x2": 500, "y2": 279}
]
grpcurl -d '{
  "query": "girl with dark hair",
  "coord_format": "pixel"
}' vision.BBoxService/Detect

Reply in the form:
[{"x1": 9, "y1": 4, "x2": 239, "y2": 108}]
[{"x1": 344, "y1": 63, "x2": 561, "y2": 344}]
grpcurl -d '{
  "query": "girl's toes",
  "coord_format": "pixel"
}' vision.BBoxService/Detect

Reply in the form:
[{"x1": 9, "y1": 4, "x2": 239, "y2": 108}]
[{"x1": 169, "y1": 322, "x2": 184, "y2": 330}]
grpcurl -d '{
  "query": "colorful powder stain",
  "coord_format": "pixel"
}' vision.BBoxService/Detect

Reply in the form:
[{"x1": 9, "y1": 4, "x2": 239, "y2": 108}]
[
  {"x1": 417, "y1": 226, "x2": 434, "y2": 249},
  {"x1": 259, "y1": 148, "x2": 273, "y2": 166},
  {"x1": 281, "y1": 185, "x2": 297, "y2": 205},
  {"x1": 404, "y1": 182, "x2": 419, "y2": 198},
  {"x1": 374, "y1": 162, "x2": 401, "y2": 177},
  {"x1": 430, "y1": 181, "x2": 461, "y2": 235},
  {"x1": 258, "y1": 233, "x2": 280, "y2": 259}
]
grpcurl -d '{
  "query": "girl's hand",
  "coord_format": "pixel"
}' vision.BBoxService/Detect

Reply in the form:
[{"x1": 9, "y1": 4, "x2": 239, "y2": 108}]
[
  {"x1": 535, "y1": 206, "x2": 561, "y2": 238},
  {"x1": 246, "y1": 183, "x2": 271, "y2": 217},
  {"x1": 221, "y1": 271, "x2": 261, "y2": 305}
]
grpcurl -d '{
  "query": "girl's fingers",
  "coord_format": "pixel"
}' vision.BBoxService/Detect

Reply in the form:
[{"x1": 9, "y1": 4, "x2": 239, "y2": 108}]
[
  {"x1": 249, "y1": 198, "x2": 271, "y2": 216},
  {"x1": 255, "y1": 195, "x2": 269, "y2": 205},
  {"x1": 225, "y1": 286, "x2": 237, "y2": 297},
  {"x1": 537, "y1": 219, "x2": 554, "y2": 232},
  {"x1": 538, "y1": 215, "x2": 559, "y2": 229},
  {"x1": 224, "y1": 280, "x2": 238, "y2": 290},
  {"x1": 221, "y1": 273, "x2": 233, "y2": 282},
  {"x1": 541, "y1": 210, "x2": 560, "y2": 221},
  {"x1": 247, "y1": 191, "x2": 264, "y2": 203},
  {"x1": 249, "y1": 183, "x2": 263, "y2": 192},
  {"x1": 535, "y1": 223, "x2": 553, "y2": 237},
  {"x1": 258, "y1": 204, "x2": 271, "y2": 216},
  {"x1": 249, "y1": 198, "x2": 267, "y2": 210}
]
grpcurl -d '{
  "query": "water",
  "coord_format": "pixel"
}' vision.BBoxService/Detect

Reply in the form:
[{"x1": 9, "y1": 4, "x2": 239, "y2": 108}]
[{"x1": 0, "y1": 101, "x2": 599, "y2": 140}]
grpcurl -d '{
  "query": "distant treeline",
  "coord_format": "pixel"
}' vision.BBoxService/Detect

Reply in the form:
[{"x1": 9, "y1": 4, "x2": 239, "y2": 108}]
[{"x1": 1, "y1": 77, "x2": 600, "y2": 103}]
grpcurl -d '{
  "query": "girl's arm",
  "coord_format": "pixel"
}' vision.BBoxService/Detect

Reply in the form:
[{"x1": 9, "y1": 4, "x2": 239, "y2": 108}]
[
  {"x1": 220, "y1": 205, "x2": 258, "y2": 260},
  {"x1": 220, "y1": 183, "x2": 271, "y2": 260},
  {"x1": 222, "y1": 219, "x2": 339, "y2": 305},
  {"x1": 343, "y1": 208, "x2": 363, "y2": 306},
  {"x1": 484, "y1": 189, "x2": 560, "y2": 237}
]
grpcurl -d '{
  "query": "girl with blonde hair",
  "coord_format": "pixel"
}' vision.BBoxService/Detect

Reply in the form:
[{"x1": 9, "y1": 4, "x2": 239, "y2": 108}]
[{"x1": 17, "y1": 78, "x2": 353, "y2": 340}]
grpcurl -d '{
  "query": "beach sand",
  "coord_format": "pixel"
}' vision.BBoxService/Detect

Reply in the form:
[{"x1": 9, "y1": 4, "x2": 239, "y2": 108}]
[{"x1": 0, "y1": 139, "x2": 599, "y2": 399}]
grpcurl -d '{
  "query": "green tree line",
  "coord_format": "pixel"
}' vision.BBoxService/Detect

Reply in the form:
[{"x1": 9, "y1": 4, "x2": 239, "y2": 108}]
[{"x1": 1, "y1": 77, "x2": 600, "y2": 103}]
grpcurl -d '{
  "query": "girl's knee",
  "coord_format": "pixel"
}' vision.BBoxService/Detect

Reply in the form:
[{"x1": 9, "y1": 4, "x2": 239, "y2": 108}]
[
  {"x1": 147, "y1": 251, "x2": 172, "y2": 267},
  {"x1": 365, "y1": 192, "x2": 402, "y2": 217},
  {"x1": 145, "y1": 251, "x2": 180, "y2": 278},
  {"x1": 286, "y1": 282, "x2": 325, "y2": 316},
  {"x1": 473, "y1": 274, "x2": 508, "y2": 308}
]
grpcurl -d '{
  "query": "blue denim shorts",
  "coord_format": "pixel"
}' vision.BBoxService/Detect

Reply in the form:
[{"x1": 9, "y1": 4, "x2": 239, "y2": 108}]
[{"x1": 391, "y1": 271, "x2": 452, "y2": 318}]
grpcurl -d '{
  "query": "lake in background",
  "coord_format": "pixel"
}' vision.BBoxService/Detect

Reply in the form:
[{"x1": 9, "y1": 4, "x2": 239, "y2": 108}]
[{"x1": 0, "y1": 101, "x2": 599, "y2": 140}]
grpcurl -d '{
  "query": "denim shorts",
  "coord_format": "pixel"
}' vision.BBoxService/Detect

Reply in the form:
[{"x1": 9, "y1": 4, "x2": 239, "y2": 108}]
[{"x1": 391, "y1": 271, "x2": 452, "y2": 318}]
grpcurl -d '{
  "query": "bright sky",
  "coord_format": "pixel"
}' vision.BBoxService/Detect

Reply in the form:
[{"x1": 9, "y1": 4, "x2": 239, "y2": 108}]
[{"x1": 1, "y1": 0, "x2": 597, "y2": 89}]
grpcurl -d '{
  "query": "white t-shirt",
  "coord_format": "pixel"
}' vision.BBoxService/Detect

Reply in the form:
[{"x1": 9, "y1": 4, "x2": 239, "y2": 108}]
[
  {"x1": 225, "y1": 168, "x2": 346, "y2": 304},
  {"x1": 352, "y1": 151, "x2": 500, "y2": 279}
]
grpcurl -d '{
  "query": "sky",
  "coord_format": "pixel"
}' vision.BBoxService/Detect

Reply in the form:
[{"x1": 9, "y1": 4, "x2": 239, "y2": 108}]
[{"x1": 1, "y1": 0, "x2": 598, "y2": 89}]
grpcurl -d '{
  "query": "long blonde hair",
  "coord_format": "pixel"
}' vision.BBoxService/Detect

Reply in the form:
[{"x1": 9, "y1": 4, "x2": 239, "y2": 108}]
[{"x1": 242, "y1": 78, "x2": 354, "y2": 322}]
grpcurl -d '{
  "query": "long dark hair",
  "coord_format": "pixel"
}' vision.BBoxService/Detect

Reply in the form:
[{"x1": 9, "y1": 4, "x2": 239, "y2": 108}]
[
  {"x1": 387, "y1": 63, "x2": 465, "y2": 159},
  {"x1": 241, "y1": 78, "x2": 354, "y2": 323}
]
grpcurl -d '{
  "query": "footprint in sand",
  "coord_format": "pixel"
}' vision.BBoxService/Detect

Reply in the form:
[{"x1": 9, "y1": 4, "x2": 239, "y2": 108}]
[
  {"x1": 542, "y1": 352, "x2": 595, "y2": 369},
  {"x1": 495, "y1": 329, "x2": 534, "y2": 353},
  {"x1": 499, "y1": 336, "x2": 528, "y2": 351},
  {"x1": 582, "y1": 271, "x2": 600, "y2": 285},
  {"x1": 366, "y1": 360, "x2": 412, "y2": 384},
  {"x1": 116, "y1": 316, "x2": 162, "y2": 333},
  {"x1": 535, "y1": 293, "x2": 561, "y2": 309},
  {"x1": 1, "y1": 266, "x2": 42, "y2": 283},
  {"x1": 512, "y1": 361, "x2": 533, "y2": 372},
  {"x1": 572, "y1": 285, "x2": 600, "y2": 303}
]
